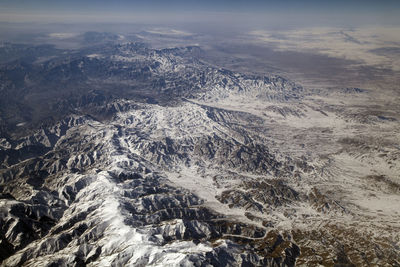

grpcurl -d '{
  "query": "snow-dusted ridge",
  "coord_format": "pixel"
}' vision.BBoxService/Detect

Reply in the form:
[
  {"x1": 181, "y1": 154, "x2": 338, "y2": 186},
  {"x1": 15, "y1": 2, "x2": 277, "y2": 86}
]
[{"x1": 0, "y1": 42, "x2": 399, "y2": 266}]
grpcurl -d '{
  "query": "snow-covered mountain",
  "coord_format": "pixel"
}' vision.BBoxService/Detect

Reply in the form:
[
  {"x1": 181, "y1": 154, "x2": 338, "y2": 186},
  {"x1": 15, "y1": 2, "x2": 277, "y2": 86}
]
[{"x1": 0, "y1": 41, "x2": 399, "y2": 266}]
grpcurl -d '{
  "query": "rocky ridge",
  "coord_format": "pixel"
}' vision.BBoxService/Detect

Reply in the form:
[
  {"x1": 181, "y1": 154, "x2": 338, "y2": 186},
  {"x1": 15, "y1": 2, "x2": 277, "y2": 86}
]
[{"x1": 0, "y1": 42, "x2": 399, "y2": 266}]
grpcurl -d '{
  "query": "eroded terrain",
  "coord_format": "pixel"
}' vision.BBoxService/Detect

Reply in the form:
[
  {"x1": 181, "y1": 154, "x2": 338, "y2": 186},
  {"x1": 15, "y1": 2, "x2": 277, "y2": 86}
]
[{"x1": 0, "y1": 36, "x2": 399, "y2": 266}]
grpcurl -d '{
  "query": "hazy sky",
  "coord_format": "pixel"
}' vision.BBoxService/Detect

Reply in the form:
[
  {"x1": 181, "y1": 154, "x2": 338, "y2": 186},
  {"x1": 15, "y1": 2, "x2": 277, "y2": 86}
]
[{"x1": 1, "y1": 0, "x2": 399, "y2": 26}]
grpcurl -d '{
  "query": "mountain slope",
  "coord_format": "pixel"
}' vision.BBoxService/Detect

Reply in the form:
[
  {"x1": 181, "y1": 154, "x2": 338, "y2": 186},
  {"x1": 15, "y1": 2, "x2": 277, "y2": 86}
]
[{"x1": 0, "y1": 41, "x2": 399, "y2": 266}]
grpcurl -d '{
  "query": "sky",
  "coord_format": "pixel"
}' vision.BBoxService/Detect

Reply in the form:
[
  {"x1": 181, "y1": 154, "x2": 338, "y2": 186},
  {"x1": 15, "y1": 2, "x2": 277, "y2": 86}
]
[{"x1": 0, "y1": 0, "x2": 399, "y2": 26}]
